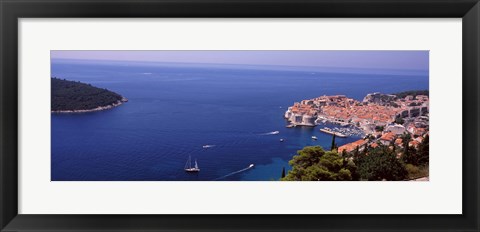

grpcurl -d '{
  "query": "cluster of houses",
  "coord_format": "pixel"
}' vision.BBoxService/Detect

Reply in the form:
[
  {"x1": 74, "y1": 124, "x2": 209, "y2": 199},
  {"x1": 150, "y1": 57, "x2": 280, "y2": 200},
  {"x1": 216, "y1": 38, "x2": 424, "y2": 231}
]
[
  {"x1": 338, "y1": 122, "x2": 429, "y2": 155},
  {"x1": 285, "y1": 93, "x2": 429, "y2": 132},
  {"x1": 284, "y1": 92, "x2": 429, "y2": 156}
]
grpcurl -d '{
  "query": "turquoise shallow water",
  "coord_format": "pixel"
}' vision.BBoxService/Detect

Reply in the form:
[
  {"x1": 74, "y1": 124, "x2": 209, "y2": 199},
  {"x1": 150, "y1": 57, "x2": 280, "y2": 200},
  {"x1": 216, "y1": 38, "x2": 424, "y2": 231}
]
[{"x1": 51, "y1": 60, "x2": 428, "y2": 181}]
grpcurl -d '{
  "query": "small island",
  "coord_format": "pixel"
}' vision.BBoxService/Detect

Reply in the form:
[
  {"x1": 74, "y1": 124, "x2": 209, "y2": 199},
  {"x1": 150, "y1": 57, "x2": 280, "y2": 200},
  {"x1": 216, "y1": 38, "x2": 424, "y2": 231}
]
[{"x1": 51, "y1": 77, "x2": 128, "y2": 113}]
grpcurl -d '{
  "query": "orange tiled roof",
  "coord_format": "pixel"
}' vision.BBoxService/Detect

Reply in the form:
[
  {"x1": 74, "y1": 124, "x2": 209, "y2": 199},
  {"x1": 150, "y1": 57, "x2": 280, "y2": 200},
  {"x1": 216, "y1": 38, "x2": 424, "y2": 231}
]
[
  {"x1": 380, "y1": 132, "x2": 395, "y2": 141},
  {"x1": 338, "y1": 139, "x2": 366, "y2": 153}
]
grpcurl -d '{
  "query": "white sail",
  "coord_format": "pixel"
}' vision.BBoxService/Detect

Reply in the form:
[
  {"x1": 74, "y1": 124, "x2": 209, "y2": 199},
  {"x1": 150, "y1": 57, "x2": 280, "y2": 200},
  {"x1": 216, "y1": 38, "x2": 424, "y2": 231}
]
[
  {"x1": 185, "y1": 156, "x2": 191, "y2": 169},
  {"x1": 185, "y1": 156, "x2": 200, "y2": 172}
]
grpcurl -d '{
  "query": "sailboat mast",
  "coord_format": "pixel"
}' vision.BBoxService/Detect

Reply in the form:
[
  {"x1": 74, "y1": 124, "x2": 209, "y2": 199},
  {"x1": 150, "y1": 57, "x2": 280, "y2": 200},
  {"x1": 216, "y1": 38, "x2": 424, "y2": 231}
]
[{"x1": 185, "y1": 156, "x2": 191, "y2": 169}]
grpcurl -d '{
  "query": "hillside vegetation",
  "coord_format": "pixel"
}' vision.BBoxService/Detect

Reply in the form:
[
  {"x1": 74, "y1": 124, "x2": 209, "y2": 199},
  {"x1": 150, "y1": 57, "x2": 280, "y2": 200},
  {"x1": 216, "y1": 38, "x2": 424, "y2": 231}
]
[
  {"x1": 51, "y1": 78, "x2": 126, "y2": 112},
  {"x1": 392, "y1": 90, "x2": 429, "y2": 99}
]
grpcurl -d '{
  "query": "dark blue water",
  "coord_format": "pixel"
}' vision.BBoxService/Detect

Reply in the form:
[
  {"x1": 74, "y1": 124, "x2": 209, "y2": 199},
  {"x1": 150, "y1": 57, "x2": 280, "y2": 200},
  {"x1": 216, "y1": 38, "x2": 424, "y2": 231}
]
[{"x1": 51, "y1": 60, "x2": 428, "y2": 181}]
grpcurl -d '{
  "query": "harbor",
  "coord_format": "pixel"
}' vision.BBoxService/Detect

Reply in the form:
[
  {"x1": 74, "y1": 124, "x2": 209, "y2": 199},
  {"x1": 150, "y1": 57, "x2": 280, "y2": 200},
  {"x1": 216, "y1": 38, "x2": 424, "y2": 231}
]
[{"x1": 319, "y1": 127, "x2": 347, "y2": 138}]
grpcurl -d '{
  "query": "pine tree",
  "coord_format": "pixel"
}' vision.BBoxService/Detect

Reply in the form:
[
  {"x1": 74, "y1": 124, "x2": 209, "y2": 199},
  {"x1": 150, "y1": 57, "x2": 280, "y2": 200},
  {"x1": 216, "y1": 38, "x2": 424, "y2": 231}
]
[
  {"x1": 417, "y1": 135, "x2": 429, "y2": 165},
  {"x1": 362, "y1": 143, "x2": 368, "y2": 155},
  {"x1": 281, "y1": 167, "x2": 286, "y2": 178},
  {"x1": 331, "y1": 134, "x2": 336, "y2": 151},
  {"x1": 354, "y1": 145, "x2": 360, "y2": 159}
]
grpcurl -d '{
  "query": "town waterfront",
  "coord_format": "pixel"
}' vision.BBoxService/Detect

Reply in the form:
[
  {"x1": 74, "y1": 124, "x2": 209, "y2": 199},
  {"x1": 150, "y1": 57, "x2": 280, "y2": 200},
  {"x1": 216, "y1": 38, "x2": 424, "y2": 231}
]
[{"x1": 51, "y1": 60, "x2": 428, "y2": 181}]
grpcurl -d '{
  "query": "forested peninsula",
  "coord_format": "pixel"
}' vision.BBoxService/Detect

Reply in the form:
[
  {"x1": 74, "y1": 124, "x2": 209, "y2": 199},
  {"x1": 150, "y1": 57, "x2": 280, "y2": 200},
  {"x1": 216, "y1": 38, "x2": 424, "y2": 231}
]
[{"x1": 51, "y1": 77, "x2": 127, "y2": 113}]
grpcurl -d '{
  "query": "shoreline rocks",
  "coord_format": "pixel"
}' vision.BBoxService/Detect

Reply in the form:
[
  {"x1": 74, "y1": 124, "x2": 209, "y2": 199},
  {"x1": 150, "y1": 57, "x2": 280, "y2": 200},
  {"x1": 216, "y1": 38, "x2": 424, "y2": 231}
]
[{"x1": 52, "y1": 97, "x2": 128, "y2": 114}]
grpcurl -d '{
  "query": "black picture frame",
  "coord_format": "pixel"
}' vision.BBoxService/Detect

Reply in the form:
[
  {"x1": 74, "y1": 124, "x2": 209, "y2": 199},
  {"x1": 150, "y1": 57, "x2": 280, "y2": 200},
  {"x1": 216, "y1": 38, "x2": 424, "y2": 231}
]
[{"x1": 1, "y1": 0, "x2": 479, "y2": 231}]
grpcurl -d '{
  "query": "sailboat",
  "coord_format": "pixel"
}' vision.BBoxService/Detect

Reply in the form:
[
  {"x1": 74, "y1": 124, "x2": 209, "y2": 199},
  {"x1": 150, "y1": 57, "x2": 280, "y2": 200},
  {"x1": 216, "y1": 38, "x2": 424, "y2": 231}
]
[{"x1": 184, "y1": 155, "x2": 200, "y2": 172}]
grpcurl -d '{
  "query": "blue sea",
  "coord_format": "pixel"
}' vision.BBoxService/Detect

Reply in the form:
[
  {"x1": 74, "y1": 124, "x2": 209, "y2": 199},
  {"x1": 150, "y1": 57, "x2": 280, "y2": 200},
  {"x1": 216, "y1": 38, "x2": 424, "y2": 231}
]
[{"x1": 51, "y1": 60, "x2": 428, "y2": 181}]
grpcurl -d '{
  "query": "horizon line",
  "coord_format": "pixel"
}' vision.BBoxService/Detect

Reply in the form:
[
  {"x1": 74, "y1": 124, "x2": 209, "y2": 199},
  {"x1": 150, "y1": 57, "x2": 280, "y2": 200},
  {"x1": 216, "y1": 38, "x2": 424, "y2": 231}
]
[{"x1": 51, "y1": 58, "x2": 429, "y2": 72}]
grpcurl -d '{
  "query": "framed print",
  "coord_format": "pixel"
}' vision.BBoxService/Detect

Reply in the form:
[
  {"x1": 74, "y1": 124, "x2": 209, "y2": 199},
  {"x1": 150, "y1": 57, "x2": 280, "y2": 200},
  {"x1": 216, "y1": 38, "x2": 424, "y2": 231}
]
[
  {"x1": 1, "y1": 0, "x2": 479, "y2": 231},
  {"x1": 48, "y1": 50, "x2": 430, "y2": 182}
]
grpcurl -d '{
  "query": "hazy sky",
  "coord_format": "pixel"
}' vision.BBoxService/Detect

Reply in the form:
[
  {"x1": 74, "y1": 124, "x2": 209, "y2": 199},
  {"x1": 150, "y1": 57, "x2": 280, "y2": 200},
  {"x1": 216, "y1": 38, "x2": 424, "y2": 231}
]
[{"x1": 51, "y1": 50, "x2": 429, "y2": 70}]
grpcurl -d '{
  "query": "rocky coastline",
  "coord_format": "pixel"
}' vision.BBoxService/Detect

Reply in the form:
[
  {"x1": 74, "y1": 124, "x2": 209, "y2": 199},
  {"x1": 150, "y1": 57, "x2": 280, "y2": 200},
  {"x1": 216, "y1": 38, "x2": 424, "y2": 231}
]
[{"x1": 52, "y1": 97, "x2": 128, "y2": 113}]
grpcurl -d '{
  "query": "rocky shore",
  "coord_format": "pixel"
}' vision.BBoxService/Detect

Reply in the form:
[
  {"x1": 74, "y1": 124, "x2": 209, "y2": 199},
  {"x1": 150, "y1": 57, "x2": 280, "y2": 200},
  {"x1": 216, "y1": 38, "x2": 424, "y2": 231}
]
[{"x1": 52, "y1": 97, "x2": 128, "y2": 113}]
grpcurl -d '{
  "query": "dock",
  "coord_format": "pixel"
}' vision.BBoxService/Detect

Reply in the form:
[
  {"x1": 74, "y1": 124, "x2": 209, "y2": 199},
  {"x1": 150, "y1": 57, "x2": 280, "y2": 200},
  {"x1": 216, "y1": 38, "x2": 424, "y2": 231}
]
[{"x1": 320, "y1": 128, "x2": 347, "y2": 138}]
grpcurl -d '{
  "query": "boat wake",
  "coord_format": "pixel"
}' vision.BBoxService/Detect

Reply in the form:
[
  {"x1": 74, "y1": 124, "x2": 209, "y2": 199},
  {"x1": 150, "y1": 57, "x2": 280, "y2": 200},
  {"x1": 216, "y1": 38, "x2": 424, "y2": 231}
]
[
  {"x1": 202, "y1": 145, "x2": 216, "y2": 149},
  {"x1": 260, "y1": 131, "x2": 280, "y2": 135},
  {"x1": 213, "y1": 164, "x2": 255, "y2": 181}
]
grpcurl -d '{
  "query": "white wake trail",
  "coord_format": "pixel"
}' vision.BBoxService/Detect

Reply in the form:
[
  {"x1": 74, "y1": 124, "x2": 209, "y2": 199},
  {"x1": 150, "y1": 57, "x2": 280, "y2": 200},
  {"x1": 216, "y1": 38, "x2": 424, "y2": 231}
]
[
  {"x1": 213, "y1": 164, "x2": 255, "y2": 181},
  {"x1": 259, "y1": 131, "x2": 280, "y2": 135}
]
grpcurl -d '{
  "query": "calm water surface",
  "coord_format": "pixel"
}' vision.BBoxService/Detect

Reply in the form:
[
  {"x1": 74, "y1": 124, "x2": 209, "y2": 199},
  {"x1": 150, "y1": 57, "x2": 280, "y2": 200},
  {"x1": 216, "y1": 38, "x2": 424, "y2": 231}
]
[{"x1": 51, "y1": 61, "x2": 428, "y2": 181}]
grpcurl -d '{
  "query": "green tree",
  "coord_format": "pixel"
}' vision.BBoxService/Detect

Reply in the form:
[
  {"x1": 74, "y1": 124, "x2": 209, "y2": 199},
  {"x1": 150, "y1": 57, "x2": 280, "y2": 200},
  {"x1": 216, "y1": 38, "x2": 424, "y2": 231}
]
[
  {"x1": 341, "y1": 149, "x2": 348, "y2": 159},
  {"x1": 282, "y1": 146, "x2": 352, "y2": 181},
  {"x1": 345, "y1": 158, "x2": 360, "y2": 181},
  {"x1": 330, "y1": 134, "x2": 336, "y2": 151},
  {"x1": 401, "y1": 133, "x2": 417, "y2": 165},
  {"x1": 416, "y1": 135, "x2": 429, "y2": 165},
  {"x1": 362, "y1": 143, "x2": 368, "y2": 156},
  {"x1": 356, "y1": 148, "x2": 408, "y2": 181},
  {"x1": 353, "y1": 145, "x2": 361, "y2": 160}
]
